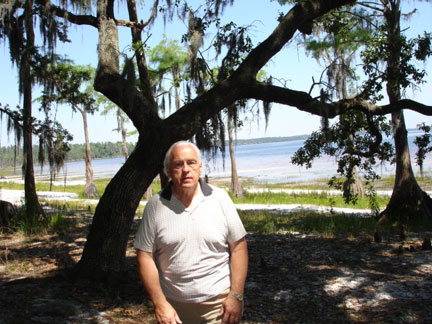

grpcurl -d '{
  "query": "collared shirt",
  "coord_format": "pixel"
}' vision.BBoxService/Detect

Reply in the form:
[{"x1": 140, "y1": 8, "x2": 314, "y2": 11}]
[{"x1": 134, "y1": 179, "x2": 246, "y2": 303}]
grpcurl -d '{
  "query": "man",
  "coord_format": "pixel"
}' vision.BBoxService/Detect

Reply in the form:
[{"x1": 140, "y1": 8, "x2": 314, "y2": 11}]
[{"x1": 134, "y1": 141, "x2": 248, "y2": 324}]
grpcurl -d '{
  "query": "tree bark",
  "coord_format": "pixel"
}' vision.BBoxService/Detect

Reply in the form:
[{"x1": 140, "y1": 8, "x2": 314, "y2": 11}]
[
  {"x1": 343, "y1": 167, "x2": 365, "y2": 200},
  {"x1": 75, "y1": 135, "x2": 165, "y2": 280},
  {"x1": 119, "y1": 110, "x2": 129, "y2": 161},
  {"x1": 80, "y1": 109, "x2": 99, "y2": 199},
  {"x1": 380, "y1": 110, "x2": 432, "y2": 222},
  {"x1": 22, "y1": 0, "x2": 43, "y2": 218},
  {"x1": 126, "y1": 0, "x2": 156, "y2": 104},
  {"x1": 228, "y1": 114, "x2": 244, "y2": 198},
  {"x1": 379, "y1": 1, "x2": 432, "y2": 222}
]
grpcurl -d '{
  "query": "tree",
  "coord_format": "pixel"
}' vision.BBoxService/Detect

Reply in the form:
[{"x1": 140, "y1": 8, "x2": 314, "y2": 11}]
[
  {"x1": 0, "y1": 103, "x2": 72, "y2": 192},
  {"x1": 291, "y1": 1, "x2": 432, "y2": 223},
  {"x1": 100, "y1": 100, "x2": 131, "y2": 161},
  {"x1": 4, "y1": 0, "x2": 432, "y2": 281},
  {"x1": 360, "y1": 0, "x2": 432, "y2": 224},
  {"x1": 38, "y1": 59, "x2": 100, "y2": 198},
  {"x1": 413, "y1": 123, "x2": 432, "y2": 178},
  {"x1": 78, "y1": 0, "x2": 363, "y2": 280},
  {"x1": 147, "y1": 36, "x2": 189, "y2": 193},
  {"x1": 296, "y1": 6, "x2": 374, "y2": 200},
  {"x1": 227, "y1": 105, "x2": 245, "y2": 198},
  {"x1": 147, "y1": 35, "x2": 189, "y2": 113},
  {"x1": 1, "y1": 0, "x2": 71, "y2": 218}
]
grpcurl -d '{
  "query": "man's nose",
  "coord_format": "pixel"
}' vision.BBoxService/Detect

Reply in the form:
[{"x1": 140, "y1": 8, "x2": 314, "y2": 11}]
[{"x1": 181, "y1": 162, "x2": 191, "y2": 171}]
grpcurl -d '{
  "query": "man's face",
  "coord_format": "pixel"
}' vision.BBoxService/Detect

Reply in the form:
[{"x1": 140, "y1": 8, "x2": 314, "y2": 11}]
[{"x1": 167, "y1": 145, "x2": 202, "y2": 190}]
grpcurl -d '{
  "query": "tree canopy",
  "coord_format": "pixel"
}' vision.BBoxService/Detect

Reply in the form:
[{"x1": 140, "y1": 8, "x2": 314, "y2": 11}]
[{"x1": 1, "y1": 0, "x2": 432, "y2": 280}]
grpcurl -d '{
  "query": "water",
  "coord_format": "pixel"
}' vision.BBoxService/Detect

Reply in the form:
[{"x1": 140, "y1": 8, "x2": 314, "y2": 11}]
[
  {"x1": 13, "y1": 131, "x2": 432, "y2": 184},
  {"x1": 202, "y1": 140, "x2": 341, "y2": 183},
  {"x1": 201, "y1": 138, "x2": 426, "y2": 183}
]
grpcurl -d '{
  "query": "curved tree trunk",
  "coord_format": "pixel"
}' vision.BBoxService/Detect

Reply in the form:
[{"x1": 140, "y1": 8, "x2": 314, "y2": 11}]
[
  {"x1": 80, "y1": 109, "x2": 99, "y2": 199},
  {"x1": 228, "y1": 116, "x2": 244, "y2": 198},
  {"x1": 75, "y1": 136, "x2": 164, "y2": 279},
  {"x1": 74, "y1": 8, "x2": 160, "y2": 278},
  {"x1": 76, "y1": 0, "x2": 359, "y2": 281},
  {"x1": 380, "y1": 111, "x2": 432, "y2": 222},
  {"x1": 379, "y1": 2, "x2": 432, "y2": 223}
]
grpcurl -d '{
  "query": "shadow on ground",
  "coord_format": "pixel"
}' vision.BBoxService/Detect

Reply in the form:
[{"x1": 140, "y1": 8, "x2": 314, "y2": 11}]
[{"x1": 1, "y1": 217, "x2": 432, "y2": 324}]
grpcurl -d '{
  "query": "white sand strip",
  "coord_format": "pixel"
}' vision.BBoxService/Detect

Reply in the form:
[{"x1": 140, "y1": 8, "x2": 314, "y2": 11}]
[{"x1": 1, "y1": 189, "x2": 376, "y2": 216}]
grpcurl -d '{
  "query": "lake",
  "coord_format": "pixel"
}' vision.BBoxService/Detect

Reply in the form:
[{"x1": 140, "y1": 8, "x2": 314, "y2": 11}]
[{"x1": 28, "y1": 130, "x2": 432, "y2": 184}]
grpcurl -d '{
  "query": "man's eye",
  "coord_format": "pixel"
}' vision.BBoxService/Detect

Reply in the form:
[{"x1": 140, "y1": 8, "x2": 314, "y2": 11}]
[{"x1": 187, "y1": 160, "x2": 197, "y2": 166}]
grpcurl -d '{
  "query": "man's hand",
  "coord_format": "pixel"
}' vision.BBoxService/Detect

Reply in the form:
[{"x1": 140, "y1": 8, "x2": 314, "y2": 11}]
[
  {"x1": 154, "y1": 300, "x2": 182, "y2": 324},
  {"x1": 219, "y1": 294, "x2": 243, "y2": 324},
  {"x1": 136, "y1": 250, "x2": 182, "y2": 324},
  {"x1": 220, "y1": 237, "x2": 247, "y2": 323}
]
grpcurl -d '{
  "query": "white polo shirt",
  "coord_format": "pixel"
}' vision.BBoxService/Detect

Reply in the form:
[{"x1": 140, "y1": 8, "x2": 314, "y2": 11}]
[{"x1": 134, "y1": 180, "x2": 246, "y2": 303}]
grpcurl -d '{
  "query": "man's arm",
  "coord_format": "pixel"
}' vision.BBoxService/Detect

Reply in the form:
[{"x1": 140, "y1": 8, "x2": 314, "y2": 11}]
[
  {"x1": 136, "y1": 249, "x2": 182, "y2": 324},
  {"x1": 220, "y1": 237, "x2": 248, "y2": 324}
]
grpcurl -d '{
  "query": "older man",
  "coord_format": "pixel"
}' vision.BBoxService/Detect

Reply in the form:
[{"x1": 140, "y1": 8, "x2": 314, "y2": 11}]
[{"x1": 134, "y1": 141, "x2": 248, "y2": 324}]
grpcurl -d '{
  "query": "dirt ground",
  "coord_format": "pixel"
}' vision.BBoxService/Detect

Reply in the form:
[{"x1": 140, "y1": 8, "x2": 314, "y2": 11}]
[{"x1": 1, "y1": 211, "x2": 432, "y2": 324}]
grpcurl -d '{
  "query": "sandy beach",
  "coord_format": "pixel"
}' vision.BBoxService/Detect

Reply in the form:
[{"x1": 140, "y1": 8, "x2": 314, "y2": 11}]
[{"x1": 1, "y1": 186, "x2": 381, "y2": 217}]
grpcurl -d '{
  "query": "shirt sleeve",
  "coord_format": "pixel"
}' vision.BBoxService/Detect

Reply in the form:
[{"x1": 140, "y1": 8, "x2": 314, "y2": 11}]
[
  {"x1": 134, "y1": 196, "x2": 157, "y2": 253},
  {"x1": 218, "y1": 188, "x2": 247, "y2": 243}
]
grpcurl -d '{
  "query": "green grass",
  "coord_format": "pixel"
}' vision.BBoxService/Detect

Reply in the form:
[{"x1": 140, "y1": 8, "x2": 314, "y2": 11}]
[
  {"x1": 239, "y1": 210, "x2": 378, "y2": 236},
  {"x1": 230, "y1": 191, "x2": 389, "y2": 209},
  {"x1": 255, "y1": 178, "x2": 331, "y2": 190},
  {"x1": 2, "y1": 176, "x2": 390, "y2": 211},
  {"x1": 239, "y1": 209, "x2": 432, "y2": 237},
  {"x1": 8, "y1": 206, "x2": 73, "y2": 236},
  {"x1": 2, "y1": 174, "x2": 431, "y2": 238},
  {"x1": 0, "y1": 178, "x2": 162, "y2": 199}
]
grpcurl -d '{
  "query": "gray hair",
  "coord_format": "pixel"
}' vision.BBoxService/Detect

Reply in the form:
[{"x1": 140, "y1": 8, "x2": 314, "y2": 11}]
[{"x1": 163, "y1": 141, "x2": 202, "y2": 176}]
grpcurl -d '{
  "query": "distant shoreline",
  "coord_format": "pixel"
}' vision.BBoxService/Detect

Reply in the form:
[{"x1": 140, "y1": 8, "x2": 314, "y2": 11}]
[
  {"x1": 0, "y1": 128, "x2": 424, "y2": 169},
  {"x1": 232, "y1": 135, "x2": 310, "y2": 146}
]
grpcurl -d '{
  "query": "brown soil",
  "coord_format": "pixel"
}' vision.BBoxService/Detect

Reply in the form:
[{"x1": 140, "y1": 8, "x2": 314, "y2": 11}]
[{"x1": 1, "y1": 212, "x2": 432, "y2": 324}]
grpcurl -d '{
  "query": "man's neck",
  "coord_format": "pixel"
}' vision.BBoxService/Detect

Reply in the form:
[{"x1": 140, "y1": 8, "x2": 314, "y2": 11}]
[{"x1": 172, "y1": 183, "x2": 201, "y2": 208}]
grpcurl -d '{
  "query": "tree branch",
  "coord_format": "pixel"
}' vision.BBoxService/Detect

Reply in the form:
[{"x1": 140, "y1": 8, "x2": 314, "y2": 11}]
[
  {"x1": 242, "y1": 81, "x2": 432, "y2": 118},
  {"x1": 35, "y1": 0, "x2": 98, "y2": 27},
  {"x1": 36, "y1": 0, "x2": 156, "y2": 29},
  {"x1": 94, "y1": 4, "x2": 160, "y2": 133},
  {"x1": 126, "y1": 0, "x2": 157, "y2": 106},
  {"x1": 233, "y1": 0, "x2": 356, "y2": 80},
  {"x1": 163, "y1": 0, "x2": 358, "y2": 137}
]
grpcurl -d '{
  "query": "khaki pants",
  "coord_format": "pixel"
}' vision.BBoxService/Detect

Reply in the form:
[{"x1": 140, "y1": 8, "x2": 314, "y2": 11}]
[{"x1": 167, "y1": 289, "x2": 230, "y2": 324}]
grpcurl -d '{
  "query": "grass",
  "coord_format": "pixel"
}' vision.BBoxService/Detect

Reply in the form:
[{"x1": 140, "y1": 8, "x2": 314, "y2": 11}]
[
  {"x1": 238, "y1": 210, "x2": 378, "y2": 236},
  {"x1": 230, "y1": 191, "x2": 389, "y2": 209},
  {"x1": 255, "y1": 178, "x2": 332, "y2": 190},
  {"x1": 0, "y1": 179, "x2": 110, "y2": 194},
  {"x1": 239, "y1": 209, "x2": 432, "y2": 237},
  {"x1": 2, "y1": 174, "x2": 432, "y2": 238},
  {"x1": 0, "y1": 178, "x2": 162, "y2": 199},
  {"x1": 6, "y1": 206, "x2": 73, "y2": 236},
  {"x1": 2, "y1": 175, "x2": 391, "y2": 209}
]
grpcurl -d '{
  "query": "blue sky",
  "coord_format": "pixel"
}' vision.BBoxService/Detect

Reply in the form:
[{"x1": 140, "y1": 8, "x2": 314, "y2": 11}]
[{"x1": 1, "y1": 0, "x2": 432, "y2": 145}]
